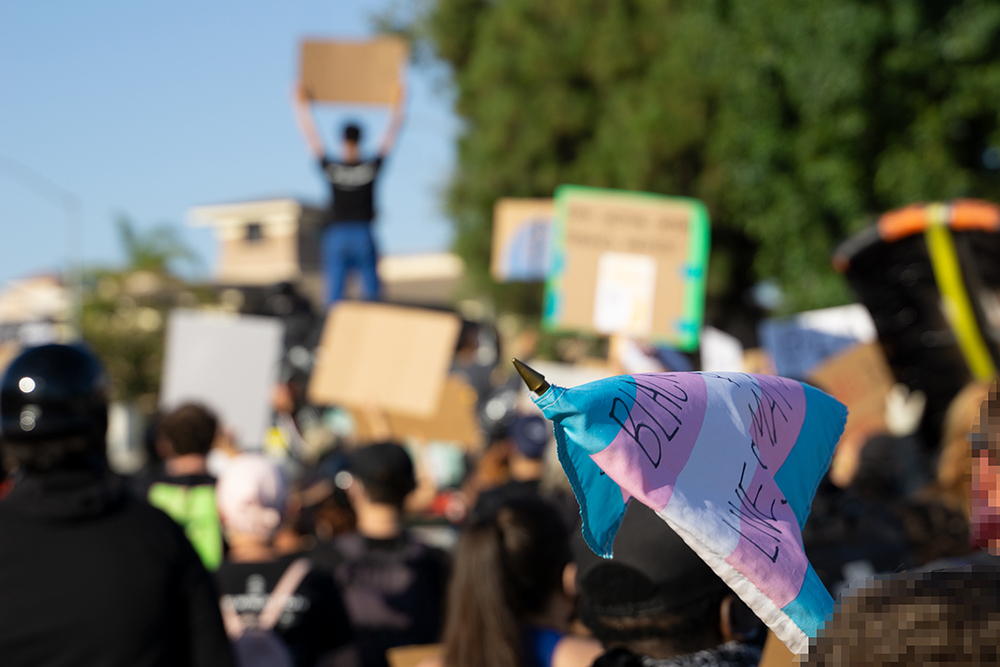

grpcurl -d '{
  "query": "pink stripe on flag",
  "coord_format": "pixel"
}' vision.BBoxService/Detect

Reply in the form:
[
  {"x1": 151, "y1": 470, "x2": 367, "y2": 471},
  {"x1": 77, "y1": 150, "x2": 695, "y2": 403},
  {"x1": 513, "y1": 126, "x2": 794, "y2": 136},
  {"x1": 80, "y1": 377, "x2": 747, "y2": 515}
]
[
  {"x1": 724, "y1": 465, "x2": 809, "y2": 608},
  {"x1": 745, "y1": 375, "x2": 806, "y2": 472},
  {"x1": 723, "y1": 375, "x2": 808, "y2": 608},
  {"x1": 591, "y1": 373, "x2": 708, "y2": 512}
]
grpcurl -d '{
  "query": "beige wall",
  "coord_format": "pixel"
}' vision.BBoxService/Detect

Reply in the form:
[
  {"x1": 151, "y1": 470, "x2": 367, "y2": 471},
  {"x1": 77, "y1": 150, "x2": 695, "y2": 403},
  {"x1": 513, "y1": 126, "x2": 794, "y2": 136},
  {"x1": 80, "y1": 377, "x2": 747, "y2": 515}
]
[{"x1": 218, "y1": 231, "x2": 300, "y2": 285}]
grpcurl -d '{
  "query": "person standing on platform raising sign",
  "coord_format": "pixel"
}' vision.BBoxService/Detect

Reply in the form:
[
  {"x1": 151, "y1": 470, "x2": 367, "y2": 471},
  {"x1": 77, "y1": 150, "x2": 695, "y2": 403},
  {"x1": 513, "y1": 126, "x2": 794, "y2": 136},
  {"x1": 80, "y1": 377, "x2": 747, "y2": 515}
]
[{"x1": 294, "y1": 80, "x2": 406, "y2": 304}]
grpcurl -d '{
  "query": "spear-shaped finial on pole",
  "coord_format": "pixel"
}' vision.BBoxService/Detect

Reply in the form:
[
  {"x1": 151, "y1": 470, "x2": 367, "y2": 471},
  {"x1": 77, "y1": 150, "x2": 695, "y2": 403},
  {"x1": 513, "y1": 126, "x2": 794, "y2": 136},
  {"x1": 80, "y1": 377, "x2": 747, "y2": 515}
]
[{"x1": 512, "y1": 358, "x2": 550, "y2": 397}]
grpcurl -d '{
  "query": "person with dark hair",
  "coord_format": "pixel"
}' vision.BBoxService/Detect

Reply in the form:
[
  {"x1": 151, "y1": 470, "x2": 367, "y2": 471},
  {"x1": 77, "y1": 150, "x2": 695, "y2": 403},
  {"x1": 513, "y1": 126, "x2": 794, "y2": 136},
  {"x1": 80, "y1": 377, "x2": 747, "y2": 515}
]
[
  {"x1": 312, "y1": 442, "x2": 449, "y2": 667},
  {"x1": 294, "y1": 79, "x2": 406, "y2": 303},
  {"x1": 472, "y1": 415, "x2": 551, "y2": 518},
  {"x1": 437, "y1": 496, "x2": 603, "y2": 667},
  {"x1": 807, "y1": 566, "x2": 1000, "y2": 666},
  {"x1": 0, "y1": 344, "x2": 235, "y2": 667},
  {"x1": 575, "y1": 503, "x2": 764, "y2": 667},
  {"x1": 801, "y1": 473, "x2": 915, "y2": 595},
  {"x1": 140, "y1": 402, "x2": 225, "y2": 570}
]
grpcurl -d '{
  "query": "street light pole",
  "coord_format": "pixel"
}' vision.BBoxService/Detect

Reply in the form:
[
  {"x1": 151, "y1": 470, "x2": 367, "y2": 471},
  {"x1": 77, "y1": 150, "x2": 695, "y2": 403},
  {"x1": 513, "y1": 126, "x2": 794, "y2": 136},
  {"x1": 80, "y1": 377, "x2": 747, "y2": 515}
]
[{"x1": 0, "y1": 155, "x2": 83, "y2": 337}]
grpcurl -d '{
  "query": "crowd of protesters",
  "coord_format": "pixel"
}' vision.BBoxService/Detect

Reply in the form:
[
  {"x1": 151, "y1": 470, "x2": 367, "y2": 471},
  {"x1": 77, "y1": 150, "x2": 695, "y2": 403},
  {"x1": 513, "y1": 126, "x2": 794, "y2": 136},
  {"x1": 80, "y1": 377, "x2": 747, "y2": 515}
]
[{"x1": 0, "y1": 338, "x2": 997, "y2": 667}]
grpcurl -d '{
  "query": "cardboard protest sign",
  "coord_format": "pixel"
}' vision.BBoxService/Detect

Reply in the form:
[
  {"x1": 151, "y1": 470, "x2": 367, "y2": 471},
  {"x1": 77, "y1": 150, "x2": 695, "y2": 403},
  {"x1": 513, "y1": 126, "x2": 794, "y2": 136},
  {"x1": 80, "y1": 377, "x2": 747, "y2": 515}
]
[
  {"x1": 543, "y1": 186, "x2": 710, "y2": 350},
  {"x1": 308, "y1": 302, "x2": 462, "y2": 418},
  {"x1": 350, "y1": 375, "x2": 481, "y2": 449},
  {"x1": 490, "y1": 198, "x2": 554, "y2": 282},
  {"x1": 758, "y1": 631, "x2": 795, "y2": 667},
  {"x1": 386, "y1": 376, "x2": 480, "y2": 447},
  {"x1": 160, "y1": 310, "x2": 284, "y2": 450},
  {"x1": 758, "y1": 304, "x2": 877, "y2": 380},
  {"x1": 531, "y1": 371, "x2": 846, "y2": 654},
  {"x1": 300, "y1": 38, "x2": 408, "y2": 105},
  {"x1": 386, "y1": 644, "x2": 443, "y2": 667},
  {"x1": 743, "y1": 348, "x2": 776, "y2": 375},
  {"x1": 809, "y1": 342, "x2": 894, "y2": 447}
]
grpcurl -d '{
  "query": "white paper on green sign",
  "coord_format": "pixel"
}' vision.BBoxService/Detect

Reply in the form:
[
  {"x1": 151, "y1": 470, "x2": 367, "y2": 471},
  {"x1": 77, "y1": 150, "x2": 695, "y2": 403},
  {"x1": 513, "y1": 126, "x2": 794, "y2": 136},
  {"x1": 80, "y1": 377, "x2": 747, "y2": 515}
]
[{"x1": 593, "y1": 251, "x2": 657, "y2": 336}]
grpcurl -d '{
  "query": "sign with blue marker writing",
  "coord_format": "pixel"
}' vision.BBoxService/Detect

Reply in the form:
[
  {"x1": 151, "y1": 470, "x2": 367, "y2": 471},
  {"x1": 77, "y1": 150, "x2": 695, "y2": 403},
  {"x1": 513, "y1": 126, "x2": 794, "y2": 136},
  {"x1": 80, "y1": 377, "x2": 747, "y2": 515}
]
[
  {"x1": 543, "y1": 186, "x2": 709, "y2": 350},
  {"x1": 758, "y1": 304, "x2": 877, "y2": 380},
  {"x1": 530, "y1": 369, "x2": 846, "y2": 654},
  {"x1": 490, "y1": 198, "x2": 554, "y2": 282}
]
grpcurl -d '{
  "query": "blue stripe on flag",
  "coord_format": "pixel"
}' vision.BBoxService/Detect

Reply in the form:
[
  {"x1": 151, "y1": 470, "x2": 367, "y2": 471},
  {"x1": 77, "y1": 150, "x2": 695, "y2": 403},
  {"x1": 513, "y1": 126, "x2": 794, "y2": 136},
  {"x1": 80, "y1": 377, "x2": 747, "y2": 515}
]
[
  {"x1": 773, "y1": 385, "x2": 847, "y2": 528},
  {"x1": 538, "y1": 380, "x2": 637, "y2": 556},
  {"x1": 780, "y1": 565, "x2": 835, "y2": 638},
  {"x1": 555, "y1": 425, "x2": 628, "y2": 557}
]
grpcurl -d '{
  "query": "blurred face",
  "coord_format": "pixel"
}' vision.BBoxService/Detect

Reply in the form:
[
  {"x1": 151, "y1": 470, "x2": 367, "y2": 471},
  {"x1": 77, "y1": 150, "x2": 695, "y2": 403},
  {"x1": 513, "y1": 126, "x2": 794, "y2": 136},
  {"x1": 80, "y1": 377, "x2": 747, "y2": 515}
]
[
  {"x1": 972, "y1": 450, "x2": 1000, "y2": 553},
  {"x1": 343, "y1": 139, "x2": 359, "y2": 160},
  {"x1": 271, "y1": 383, "x2": 294, "y2": 415}
]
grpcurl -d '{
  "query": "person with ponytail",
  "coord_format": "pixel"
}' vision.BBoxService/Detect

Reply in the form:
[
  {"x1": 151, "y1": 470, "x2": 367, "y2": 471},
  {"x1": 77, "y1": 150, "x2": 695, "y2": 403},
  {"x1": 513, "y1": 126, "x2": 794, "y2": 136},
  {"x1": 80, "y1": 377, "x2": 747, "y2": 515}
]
[{"x1": 439, "y1": 497, "x2": 603, "y2": 667}]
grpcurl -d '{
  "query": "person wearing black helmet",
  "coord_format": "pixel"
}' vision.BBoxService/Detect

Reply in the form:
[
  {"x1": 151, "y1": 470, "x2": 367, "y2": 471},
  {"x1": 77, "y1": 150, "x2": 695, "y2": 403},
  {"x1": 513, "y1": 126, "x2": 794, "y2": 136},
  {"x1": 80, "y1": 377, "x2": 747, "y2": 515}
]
[{"x1": 0, "y1": 343, "x2": 235, "y2": 667}]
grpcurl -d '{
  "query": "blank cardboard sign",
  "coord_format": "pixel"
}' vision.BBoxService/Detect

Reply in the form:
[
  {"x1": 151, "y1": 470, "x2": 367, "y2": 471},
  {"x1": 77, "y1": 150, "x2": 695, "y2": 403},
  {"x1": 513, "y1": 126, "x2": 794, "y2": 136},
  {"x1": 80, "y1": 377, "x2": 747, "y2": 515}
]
[
  {"x1": 308, "y1": 302, "x2": 462, "y2": 418},
  {"x1": 543, "y1": 185, "x2": 710, "y2": 350},
  {"x1": 490, "y1": 198, "x2": 554, "y2": 282},
  {"x1": 809, "y1": 341, "x2": 895, "y2": 445},
  {"x1": 350, "y1": 375, "x2": 482, "y2": 449},
  {"x1": 160, "y1": 310, "x2": 284, "y2": 450},
  {"x1": 300, "y1": 38, "x2": 408, "y2": 105},
  {"x1": 386, "y1": 644, "x2": 443, "y2": 667}
]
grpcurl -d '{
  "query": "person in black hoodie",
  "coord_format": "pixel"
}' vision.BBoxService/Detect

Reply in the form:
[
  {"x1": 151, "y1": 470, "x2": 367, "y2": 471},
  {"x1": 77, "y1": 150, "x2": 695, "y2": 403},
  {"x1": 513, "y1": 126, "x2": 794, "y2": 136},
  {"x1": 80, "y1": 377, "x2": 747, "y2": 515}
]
[{"x1": 0, "y1": 344, "x2": 235, "y2": 667}]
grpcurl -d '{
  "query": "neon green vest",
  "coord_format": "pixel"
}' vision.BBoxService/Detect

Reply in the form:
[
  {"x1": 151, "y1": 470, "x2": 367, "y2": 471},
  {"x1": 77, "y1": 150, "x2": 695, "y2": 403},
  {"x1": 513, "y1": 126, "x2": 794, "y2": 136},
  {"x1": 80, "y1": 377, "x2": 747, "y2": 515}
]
[{"x1": 148, "y1": 482, "x2": 223, "y2": 571}]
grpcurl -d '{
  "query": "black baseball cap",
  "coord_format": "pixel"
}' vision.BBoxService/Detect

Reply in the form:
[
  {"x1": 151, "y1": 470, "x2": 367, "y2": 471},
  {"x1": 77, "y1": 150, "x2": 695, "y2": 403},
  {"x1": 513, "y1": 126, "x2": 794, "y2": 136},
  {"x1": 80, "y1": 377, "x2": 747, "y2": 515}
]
[
  {"x1": 510, "y1": 415, "x2": 550, "y2": 459},
  {"x1": 574, "y1": 502, "x2": 729, "y2": 617}
]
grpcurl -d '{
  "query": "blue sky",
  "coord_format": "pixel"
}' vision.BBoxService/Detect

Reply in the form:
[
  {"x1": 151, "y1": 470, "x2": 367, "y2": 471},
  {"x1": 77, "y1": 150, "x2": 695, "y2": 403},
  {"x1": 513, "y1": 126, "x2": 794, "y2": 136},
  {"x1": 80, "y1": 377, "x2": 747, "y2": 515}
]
[{"x1": 0, "y1": 0, "x2": 459, "y2": 285}]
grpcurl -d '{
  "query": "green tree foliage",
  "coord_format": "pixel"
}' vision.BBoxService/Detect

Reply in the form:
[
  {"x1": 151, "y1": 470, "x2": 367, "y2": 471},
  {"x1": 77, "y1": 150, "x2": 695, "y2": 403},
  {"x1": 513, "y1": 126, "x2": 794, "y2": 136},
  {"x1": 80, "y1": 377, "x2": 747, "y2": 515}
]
[
  {"x1": 116, "y1": 215, "x2": 201, "y2": 274},
  {"x1": 405, "y1": 0, "x2": 1000, "y2": 313},
  {"x1": 82, "y1": 218, "x2": 212, "y2": 407}
]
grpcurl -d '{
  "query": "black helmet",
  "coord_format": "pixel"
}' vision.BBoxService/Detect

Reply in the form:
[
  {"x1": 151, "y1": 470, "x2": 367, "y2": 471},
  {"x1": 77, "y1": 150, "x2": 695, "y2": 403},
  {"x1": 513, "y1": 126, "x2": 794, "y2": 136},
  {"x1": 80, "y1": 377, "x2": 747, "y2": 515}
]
[{"x1": 0, "y1": 344, "x2": 110, "y2": 443}]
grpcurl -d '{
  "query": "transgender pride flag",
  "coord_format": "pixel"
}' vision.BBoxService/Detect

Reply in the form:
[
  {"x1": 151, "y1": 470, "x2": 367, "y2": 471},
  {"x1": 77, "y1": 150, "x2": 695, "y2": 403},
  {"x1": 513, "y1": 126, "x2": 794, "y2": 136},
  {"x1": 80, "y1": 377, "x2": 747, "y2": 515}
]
[{"x1": 532, "y1": 371, "x2": 847, "y2": 655}]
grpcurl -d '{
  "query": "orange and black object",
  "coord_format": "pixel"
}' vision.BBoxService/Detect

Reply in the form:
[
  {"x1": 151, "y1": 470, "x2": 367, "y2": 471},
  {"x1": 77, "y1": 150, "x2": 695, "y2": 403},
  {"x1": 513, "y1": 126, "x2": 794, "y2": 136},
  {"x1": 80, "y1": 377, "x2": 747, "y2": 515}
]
[{"x1": 832, "y1": 199, "x2": 1000, "y2": 451}]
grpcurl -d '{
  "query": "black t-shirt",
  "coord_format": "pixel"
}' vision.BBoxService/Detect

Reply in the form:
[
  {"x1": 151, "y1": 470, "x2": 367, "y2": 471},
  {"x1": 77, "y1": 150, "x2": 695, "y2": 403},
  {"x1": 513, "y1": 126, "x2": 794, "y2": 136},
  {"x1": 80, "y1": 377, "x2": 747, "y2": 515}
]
[
  {"x1": 320, "y1": 156, "x2": 384, "y2": 224},
  {"x1": 215, "y1": 554, "x2": 354, "y2": 667},
  {"x1": 310, "y1": 532, "x2": 450, "y2": 667},
  {"x1": 0, "y1": 470, "x2": 235, "y2": 667}
]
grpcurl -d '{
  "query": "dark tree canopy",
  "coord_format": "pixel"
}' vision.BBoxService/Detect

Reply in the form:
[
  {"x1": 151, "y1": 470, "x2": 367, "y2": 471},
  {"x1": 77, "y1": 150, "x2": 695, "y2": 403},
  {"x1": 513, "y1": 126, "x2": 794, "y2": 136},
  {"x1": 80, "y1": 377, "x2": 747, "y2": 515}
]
[{"x1": 403, "y1": 0, "x2": 1000, "y2": 315}]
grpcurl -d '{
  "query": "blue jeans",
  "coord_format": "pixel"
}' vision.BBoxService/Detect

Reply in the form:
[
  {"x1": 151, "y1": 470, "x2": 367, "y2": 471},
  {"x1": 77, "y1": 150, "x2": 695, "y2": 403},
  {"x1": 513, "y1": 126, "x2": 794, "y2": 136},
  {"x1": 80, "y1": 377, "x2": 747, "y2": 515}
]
[{"x1": 321, "y1": 222, "x2": 380, "y2": 305}]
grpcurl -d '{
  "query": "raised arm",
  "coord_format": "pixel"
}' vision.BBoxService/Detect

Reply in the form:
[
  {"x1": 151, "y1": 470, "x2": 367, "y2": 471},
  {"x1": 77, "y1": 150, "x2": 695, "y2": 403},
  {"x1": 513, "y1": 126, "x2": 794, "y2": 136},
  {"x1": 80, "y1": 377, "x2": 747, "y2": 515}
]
[
  {"x1": 378, "y1": 79, "x2": 407, "y2": 157},
  {"x1": 292, "y1": 83, "x2": 326, "y2": 161}
]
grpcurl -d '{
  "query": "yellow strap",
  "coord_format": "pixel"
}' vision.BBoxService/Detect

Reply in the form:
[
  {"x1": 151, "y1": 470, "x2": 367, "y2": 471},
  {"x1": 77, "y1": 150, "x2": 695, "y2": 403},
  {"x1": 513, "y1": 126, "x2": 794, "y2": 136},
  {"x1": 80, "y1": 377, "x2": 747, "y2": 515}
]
[{"x1": 924, "y1": 204, "x2": 998, "y2": 380}]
